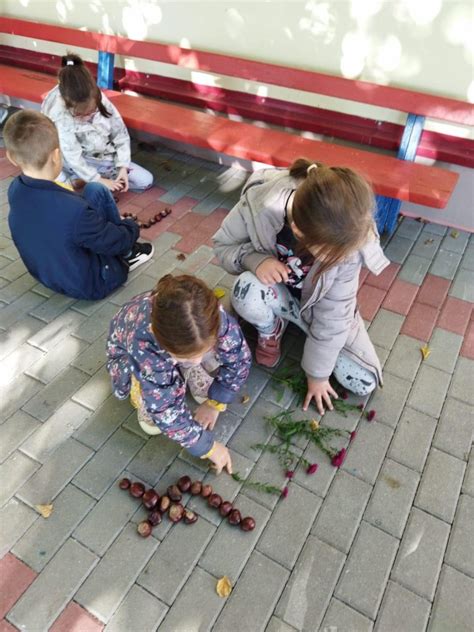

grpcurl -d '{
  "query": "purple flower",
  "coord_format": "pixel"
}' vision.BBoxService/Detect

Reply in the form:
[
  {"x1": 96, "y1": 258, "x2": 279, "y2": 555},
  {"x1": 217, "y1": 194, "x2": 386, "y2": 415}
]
[
  {"x1": 366, "y1": 409, "x2": 376, "y2": 422},
  {"x1": 331, "y1": 448, "x2": 347, "y2": 468},
  {"x1": 281, "y1": 486, "x2": 289, "y2": 499},
  {"x1": 349, "y1": 431, "x2": 357, "y2": 443},
  {"x1": 306, "y1": 463, "x2": 319, "y2": 475},
  {"x1": 341, "y1": 391, "x2": 349, "y2": 400},
  {"x1": 285, "y1": 470, "x2": 295, "y2": 480}
]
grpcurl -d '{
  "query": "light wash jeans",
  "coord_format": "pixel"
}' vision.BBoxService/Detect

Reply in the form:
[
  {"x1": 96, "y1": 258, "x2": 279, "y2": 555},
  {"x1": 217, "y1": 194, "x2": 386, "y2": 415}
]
[{"x1": 232, "y1": 271, "x2": 377, "y2": 395}]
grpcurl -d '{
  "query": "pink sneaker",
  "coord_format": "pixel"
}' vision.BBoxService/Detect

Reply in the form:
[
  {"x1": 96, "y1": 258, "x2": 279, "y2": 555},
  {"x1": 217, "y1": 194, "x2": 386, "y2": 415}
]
[{"x1": 255, "y1": 318, "x2": 287, "y2": 368}]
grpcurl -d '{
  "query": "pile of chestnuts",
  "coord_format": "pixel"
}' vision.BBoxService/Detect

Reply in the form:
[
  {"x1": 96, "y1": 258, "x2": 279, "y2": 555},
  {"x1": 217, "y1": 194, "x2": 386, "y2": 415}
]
[
  {"x1": 119, "y1": 475, "x2": 256, "y2": 538},
  {"x1": 122, "y1": 207, "x2": 172, "y2": 230}
]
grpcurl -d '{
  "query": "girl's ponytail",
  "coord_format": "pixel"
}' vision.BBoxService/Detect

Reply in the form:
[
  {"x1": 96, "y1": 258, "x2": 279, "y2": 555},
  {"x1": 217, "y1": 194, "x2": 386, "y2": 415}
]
[
  {"x1": 289, "y1": 158, "x2": 322, "y2": 180},
  {"x1": 58, "y1": 52, "x2": 111, "y2": 118}
]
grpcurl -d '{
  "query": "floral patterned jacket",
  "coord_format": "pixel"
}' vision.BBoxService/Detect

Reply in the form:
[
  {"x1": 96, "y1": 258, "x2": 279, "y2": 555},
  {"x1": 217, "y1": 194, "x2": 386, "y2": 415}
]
[{"x1": 106, "y1": 291, "x2": 252, "y2": 457}]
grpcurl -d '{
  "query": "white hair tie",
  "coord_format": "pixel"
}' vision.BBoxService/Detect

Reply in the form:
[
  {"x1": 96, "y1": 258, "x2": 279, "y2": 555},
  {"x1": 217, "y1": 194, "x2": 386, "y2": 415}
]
[
  {"x1": 66, "y1": 60, "x2": 74, "y2": 66},
  {"x1": 307, "y1": 164, "x2": 317, "y2": 175}
]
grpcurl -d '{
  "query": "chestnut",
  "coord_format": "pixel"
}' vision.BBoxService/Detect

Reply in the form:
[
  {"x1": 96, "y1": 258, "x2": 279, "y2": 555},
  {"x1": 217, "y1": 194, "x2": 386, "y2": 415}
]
[
  {"x1": 129, "y1": 481, "x2": 145, "y2": 498},
  {"x1": 137, "y1": 222, "x2": 144, "y2": 229},
  {"x1": 119, "y1": 477, "x2": 131, "y2": 490},
  {"x1": 177, "y1": 475, "x2": 192, "y2": 493},
  {"x1": 208, "y1": 493, "x2": 223, "y2": 509},
  {"x1": 131, "y1": 214, "x2": 138, "y2": 221},
  {"x1": 160, "y1": 210, "x2": 168, "y2": 218},
  {"x1": 143, "y1": 222, "x2": 151, "y2": 229},
  {"x1": 137, "y1": 520, "x2": 153, "y2": 537},
  {"x1": 201, "y1": 484, "x2": 212, "y2": 498},
  {"x1": 240, "y1": 517, "x2": 256, "y2": 532},
  {"x1": 167, "y1": 485, "x2": 182, "y2": 502},
  {"x1": 154, "y1": 214, "x2": 162, "y2": 222},
  {"x1": 184, "y1": 509, "x2": 198, "y2": 525},
  {"x1": 190, "y1": 481, "x2": 202, "y2": 496},
  {"x1": 228, "y1": 509, "x2": 242, "y2": 526},
  {"x1": 159, "y1": 495, "x2": 171, "y2": 512},
  {"x1": 142, "y1": 489, "x2": 159, "y2": 510},
  {"x1": 219, "y1": 501, "x2": 233, "y2": 517},
  {"x1": 148, "y1": 510, "x2": 162, "y2": 526},
  {"x1": 149, "y1": 217, "x2": 156, "y2": 225},
  {"x1": 165, "y1": 207, "x2": 172, "y2": 215},
  {"x1": 122, "y1": 212, "x2": 130, "y2": 218},
  {"x1": 169, "y1": 503, "x2": 184, "y2": 523}
]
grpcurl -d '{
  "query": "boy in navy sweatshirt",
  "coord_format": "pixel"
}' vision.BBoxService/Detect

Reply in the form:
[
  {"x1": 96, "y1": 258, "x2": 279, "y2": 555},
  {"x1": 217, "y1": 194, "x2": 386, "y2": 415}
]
[{"x1": 4, "y1": 110, "x2": 153, "y2": 300}]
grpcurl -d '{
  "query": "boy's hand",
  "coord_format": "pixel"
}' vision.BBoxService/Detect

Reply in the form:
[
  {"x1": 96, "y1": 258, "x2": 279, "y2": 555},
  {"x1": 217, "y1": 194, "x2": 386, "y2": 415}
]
[
  {"x1": 256, "y1": 258, "x2": 290, "y2": 285},
  {"x1": 115, "y1": 167, "x2": 129, "y2": 192},
  {"x1": 194, "y1": 401, "x2": 220, "y2": 430},
  {"x1": 209, "y1": 442, "x2": 233, "y2": 474},
  {"x1": 98, "y1": 176, "x2": 123, "y2": 192},
  {"x1": 303, "y1": 376, "x2": 339, "y2": 415}
]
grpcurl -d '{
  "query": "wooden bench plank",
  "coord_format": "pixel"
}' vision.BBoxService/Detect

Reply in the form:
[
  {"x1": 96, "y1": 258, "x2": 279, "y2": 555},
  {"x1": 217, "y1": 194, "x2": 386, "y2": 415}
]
[
  {"x1": 1, "y1": 16, "x2": 473, "y2": 126},
  {"x1": 0, "y1": 64, "x2": 458, "y2": 208}
]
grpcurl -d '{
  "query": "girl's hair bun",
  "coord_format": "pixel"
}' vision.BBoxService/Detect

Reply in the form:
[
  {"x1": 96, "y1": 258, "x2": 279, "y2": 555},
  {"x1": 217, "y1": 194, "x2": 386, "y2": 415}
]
[{"x1": 61, "y1": 53, "x2": 84, "y2": 68}]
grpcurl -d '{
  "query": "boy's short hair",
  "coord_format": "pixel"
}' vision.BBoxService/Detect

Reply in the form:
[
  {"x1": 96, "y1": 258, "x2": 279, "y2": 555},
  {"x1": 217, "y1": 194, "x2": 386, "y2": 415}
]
[{"x1": 4, "y1": 110, "x2": 59, "y2": 170}]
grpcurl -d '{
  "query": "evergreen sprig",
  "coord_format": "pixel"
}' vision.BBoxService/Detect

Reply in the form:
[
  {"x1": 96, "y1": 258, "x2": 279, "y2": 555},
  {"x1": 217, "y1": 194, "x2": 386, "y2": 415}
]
[{"x1": 231, "y1": 471, "x2": 281, "y2": 496}]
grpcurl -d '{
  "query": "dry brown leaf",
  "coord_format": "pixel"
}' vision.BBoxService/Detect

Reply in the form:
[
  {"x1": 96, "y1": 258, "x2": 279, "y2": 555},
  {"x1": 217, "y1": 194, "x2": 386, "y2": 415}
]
[
  {"x1": 213, "y1": 287, "x2": 226, "y2": 299},
  {"x1": 35, "y1": 504, "x2": 54, "y2": 518},
  {"x1": 216, "y1": 576, "x2": 233, "y2": 598},
  {"x1": 241, "y1": 394, "x2": 250, "y2": 405},
  {"x1": 176, "y1": 253, "x2": 186, "y2": 261},
  {"x1": 450, "y1": 230, "x2": 460, "y2": 239},
  {"x1": 420, "y1": 345, "x2": 431, "y2": 360},
  {"x1": 424, "y1": 238, "x2": 434, "y2": 245}
]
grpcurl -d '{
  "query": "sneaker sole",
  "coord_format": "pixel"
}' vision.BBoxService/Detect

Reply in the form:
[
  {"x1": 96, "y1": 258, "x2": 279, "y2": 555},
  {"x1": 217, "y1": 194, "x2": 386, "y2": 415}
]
[{"x1": 128, "y1": 243, "x2": 155, "y2": 271}]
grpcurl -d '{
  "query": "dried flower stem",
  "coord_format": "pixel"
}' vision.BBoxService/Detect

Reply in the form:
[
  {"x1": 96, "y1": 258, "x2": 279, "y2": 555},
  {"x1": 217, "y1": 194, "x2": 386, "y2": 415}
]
[{"x1": 231, "y1": 472, "x2": 281, "y2": 496}]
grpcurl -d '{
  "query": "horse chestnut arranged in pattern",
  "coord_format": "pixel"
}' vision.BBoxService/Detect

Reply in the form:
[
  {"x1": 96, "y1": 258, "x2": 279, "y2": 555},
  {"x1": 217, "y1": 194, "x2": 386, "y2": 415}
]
[
  {"x1": 167, "y1": 485, "x2": 182, "y2": 502},
  {"x1": 184, "y1": 509, "x2": 199, "y2": 524},
  {"x1": 148, "y1": 510, "x2": 162, "y2": 526},
  {"x1": 228, "y1": 509, "x2": 242, "y2": 526},
  {"x1": 168, "y1": 503, "x2": 184, "y2": 523},
  {"x1": 129, "y1": 482, "x2": 145, "y2": 498},
  {"x1": 240, "y1": 517, "x2": 256, "y2": 532},
  {"x1": 190, "y1": 481, "x2": 202, "y2": 495},
  {"x1": 201, "y1": 484, "x2": 213, "y2": 498},
  {"x1": 159, "y1": 495, "x2": 171, "y2": 513},
  {"x1": 208, "y1": 493, "x2": 223, "y2": 509},
  {"x1": 177, "y1": 475, "x2": 192, "y2": 493},
  {"x1": 119, "y1": 478, "x2": 131, "y2": 490},
  {"x1": 137, "y1": 520, "x2": 153, "y2": 537},
  {"x1": 142, "y1": 489, "x2": 159, "y2": 510},
  {"x1": 219, "y1": 501, "x2": 233, "y2": 517}
]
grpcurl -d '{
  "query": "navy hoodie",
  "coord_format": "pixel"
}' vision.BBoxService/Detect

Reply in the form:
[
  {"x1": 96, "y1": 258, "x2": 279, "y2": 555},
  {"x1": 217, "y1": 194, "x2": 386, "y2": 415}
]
[{"x1": 8, "y1": 176, "x2": 139, "y2": 300}]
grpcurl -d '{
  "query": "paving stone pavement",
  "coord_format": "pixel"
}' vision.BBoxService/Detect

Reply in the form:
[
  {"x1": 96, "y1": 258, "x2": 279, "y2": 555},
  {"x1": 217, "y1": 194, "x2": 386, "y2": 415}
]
[{"x1": 0, "y1": 140, "x2": 473, "y2": 632}]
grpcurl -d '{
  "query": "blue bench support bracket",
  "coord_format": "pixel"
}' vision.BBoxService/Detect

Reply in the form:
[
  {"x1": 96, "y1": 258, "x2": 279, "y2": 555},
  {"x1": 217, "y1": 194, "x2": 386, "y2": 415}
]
[
  {"x1": 376, "y1": 113, "x2": 426, "y2": 235},
  {"x1": 97, "y1": 51, "x2": 115, "y2": 90}
]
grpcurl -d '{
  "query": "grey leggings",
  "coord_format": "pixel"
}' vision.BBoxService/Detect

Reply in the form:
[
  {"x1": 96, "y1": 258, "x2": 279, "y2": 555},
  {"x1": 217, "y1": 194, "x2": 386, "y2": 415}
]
[{"x1": 232, "y1": 271, "x2": 377, "y2": 396}]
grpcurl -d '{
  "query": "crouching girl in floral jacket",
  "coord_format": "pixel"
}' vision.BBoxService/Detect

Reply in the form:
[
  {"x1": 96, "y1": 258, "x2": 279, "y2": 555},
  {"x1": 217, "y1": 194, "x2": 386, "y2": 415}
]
[{"x1": 106, "y1": 274, "x2": 251, "y2": 474}]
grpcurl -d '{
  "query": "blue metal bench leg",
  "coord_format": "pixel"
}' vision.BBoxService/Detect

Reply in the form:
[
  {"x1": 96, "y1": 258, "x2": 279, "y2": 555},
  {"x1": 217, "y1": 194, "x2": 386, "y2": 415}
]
[{"x1": 97, "y1": 51, "x2": 115, "y2": 90}]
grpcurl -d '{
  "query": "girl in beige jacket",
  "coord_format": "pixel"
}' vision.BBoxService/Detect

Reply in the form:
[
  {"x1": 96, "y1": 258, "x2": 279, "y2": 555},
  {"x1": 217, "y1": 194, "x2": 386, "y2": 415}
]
[{"x1": 212, "y1": 159, "x2": 390, "y2": 414}]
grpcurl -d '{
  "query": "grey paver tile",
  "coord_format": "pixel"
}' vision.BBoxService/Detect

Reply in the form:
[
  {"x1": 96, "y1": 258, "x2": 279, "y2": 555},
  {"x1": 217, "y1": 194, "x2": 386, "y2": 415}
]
[
  {"x1": 421, "y1": 223, "x2": 447, "y2": 237},
  {"x1": 22, "y1": 367, "x2": 90, "y2": 423},
  {"x1": 242, "y1": 444, "x2": 291, "y2": 511},
  {"x1": 391, "y1": 508, "x2": 450, "y2": 600},
  {"x1": 72, "y1": 301, "x2": 118, "y2": 343},
  {"x1": 0, "y1": 290, "x2": 46, "y2": 329},
  {"x1": 12, "y1": 483, "x2": 95, "y2": 572},
  {"x1": 0, "y1": 410, "x2": 40, "y2": 463},
  {"x1": 383, "y1": 236, "x2": 413, "y2": 264},
  {"x1": 213, "y1": 551, "x2": 289, "y2": 632},
  {"x1": 228, "y1": 399, "x2": 282, "y2": 461},
  {"x1": 75, "y1": 523, "x2": 158, "y2": 623},
  {"x1": 105, "y1": 584, "x2": 168, "y2": 632},
  {"x1": 0, "y1": 272, "x2": 36, "y2": 303},
  {"x1": 108, "y1": 273, "x2": 156, "y2": 306},
  {"x1": 0, "y1": 256, "x2": 28, "y2": 281},
  {"x1": 212, "y1": 408, "x2": 243, "y2": 444},
  {"x1": 367, "y1": 372, "x2": 412, "y2": 428},
  {"x1": 335, "y1": 522, "x2": 398, "y2": 619},
  {"x1": 395, "y1": 218, "x2": 423, "y2": 241},
  {"x1": 73, "y1": 428, "x2": 145, "y2": 499},
  {"x1": 407, "y1": 365, "x2": 452, "y2": 418},
  {"x1": 195, "y1": 262, "x2": 226, "y2": 288},
  {"x1": 138, "y1": 516, "x2": 215, "y2": 605},
  {"x1": 321, "y1": 598, "x2": 373, "y2": 632},
  {"x1": 365, "y1": 459, "x2": 420, "y2": 538},
  {"x1": 293, "y1": 441, "x2": 338, "y2": 498},
  {"x1": 375, "y1": 581, "x2": 430, "y2": 632},
  {"x1": 374, "y1": 343, "x2": 390, "y2": 368},
  {"x1": 199, "y1": 495, "x2": 270, "y2": 580},
  {"x1": 460, "y1": 242, "x2": 474, "y2": 271},
  {"x1": 0, "y1": 315, "x2": 44, "y2": 362},
  {"x1": 72, "y1": 365, "x2": 112, "y2": 411},
  {"x1": 17, "y1": 438, "x2": 93, "y2": 506},
  {"x1": 463, "y1": 448, "x2": 474, "y2": 497},
  {"x1": 7, "y1": 538, "x2": 98, "y2": 631},
  {"x1": 444, "y1": 494, "x2": 474, "y2": 577},
  {"x1": 0, "y1": 342, "x2": 44, "y2": 386},
  {"x1": 258, "y1": 483, "x2": 321, "y2": 568},
  {"x1": 151, "y1": 230, "x2": 181, "y2": 252},
  {"x1": 29, "y1": 293, "x2": 76, "y2": 323},
  {"x1": 20, "y1": 400, "x2": 91, "y2": 463},
  {"x1": 143, "y1": 249, "x2": 179, "y2": 279},
  {"x1": 429, "y1": 248, "x2": 462, "y2": 280},
  {"x1": 27, "y1": 308, "x2": 86, "y2": 352},
  {"x1": 266, "y1": 616, "x2": 298, "y2": 632},
  {"x1": 449, "y1": 267, "x2": 474, "y2": 302},
  {"x1": 0, "y1": 451, "x2": 39, "y2": 507},
  {"x1": 433, "y1": 397, "x2": 473, "y2": 461},
  {"x1": 368, "y1": 310, "x2": 404, "y2": 350},
  {"x1": 411, "y1": 233, "x2": 442, "y2": 259},
  {"x1": 342, "y1": 420, "x2": 393, "y2": 485},
  {"x1": 228, "y1": 365, "x2": 271, "y2": 417},
  {"x1": 70, "y1": 337, "x2": 108, "y2": 375},
  {"x1": 397, "y1": 253, "x2": 431, "y2": 285},
  {"x1": 312, "y1": 471, "x2": 371, "y2": 553},
  {"x1": 388, "y1": 407, "x2": 437, "y2": 472},
  {"x1": 74, "y1": 477, "x2": 142, "y2": 556},
  {"x1": 74, "y1": 395, "x2": 133, "y2": 450},
  {"x1": 25, "y1": 334, "x2": 88, "y2": 383},
  {"x1": 428, "y1": 565, "x2": 474, "y2": 631},
  {"x1": 31, "y1": 281, "x2": 55, "y2": 298},
  {"x1": 0, "y1": 498, "x2": 38, "y2": 558},
  {"x1": 441, "y1": 229, "x2": 470, "y2": 254},
  {"x1": 158, "y1": 567, "x2": 224, "y2": 632},
  {"x1": 276, "y1": 536, "x2": 346, "y2": 631},
  {"x1": 127, "y1": 434, "x2": 181, "y2": 486},
  {"x1": 176, "y1": 244, "x2": 214, "y2": 273},
  {"x1": 425, "y1": 328, "x2": 463, "y2": 373},
  {"x1": 384, "y1": 334, "x2": 422, "y2": 382},
  {"x1": 449, "y1": 356, "x2": 474, "y2": 405},
  {"x1": 415, "y1": 448, "x2": 465, "y2": 523}
]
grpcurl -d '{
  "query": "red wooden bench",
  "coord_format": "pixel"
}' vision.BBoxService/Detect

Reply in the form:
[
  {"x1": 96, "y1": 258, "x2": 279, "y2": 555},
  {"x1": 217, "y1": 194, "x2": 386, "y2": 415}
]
[{"x1": 1, "y1": 17, "x2": 471, "y2": 232}]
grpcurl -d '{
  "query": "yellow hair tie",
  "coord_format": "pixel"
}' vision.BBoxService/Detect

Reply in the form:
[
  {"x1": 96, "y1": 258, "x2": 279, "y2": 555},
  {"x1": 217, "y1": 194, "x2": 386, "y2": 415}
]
[
  {"x1": 200, "y1": 442, "x2": 217, "y2": 460},
  {"x1": 206, "y1": 399, "x2": 227, "y2": 412}
]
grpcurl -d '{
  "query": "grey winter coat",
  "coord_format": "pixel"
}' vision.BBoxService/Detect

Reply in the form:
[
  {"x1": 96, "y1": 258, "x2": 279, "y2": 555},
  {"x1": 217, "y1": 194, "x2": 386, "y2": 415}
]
[{"x1": 212, "y1": 168, "x2": 390, "y2": 383}]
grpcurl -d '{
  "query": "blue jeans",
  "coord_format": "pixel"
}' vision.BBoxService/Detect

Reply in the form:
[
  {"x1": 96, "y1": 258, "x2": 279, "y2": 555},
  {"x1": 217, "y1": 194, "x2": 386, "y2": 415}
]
[{"x1": 82, "y1": 182, "x2": 122, "y2": 225}]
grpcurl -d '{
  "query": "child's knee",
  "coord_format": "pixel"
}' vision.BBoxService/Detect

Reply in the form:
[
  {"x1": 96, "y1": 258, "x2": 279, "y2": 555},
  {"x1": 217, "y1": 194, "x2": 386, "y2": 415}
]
[{"x1": 232, "y1": 271, "x2": 260, "y2": 305}]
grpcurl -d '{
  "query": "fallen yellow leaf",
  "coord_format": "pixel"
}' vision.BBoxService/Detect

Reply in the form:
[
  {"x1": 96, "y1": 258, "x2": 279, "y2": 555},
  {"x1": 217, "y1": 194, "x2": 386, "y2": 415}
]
[
  {"x1": 216, "y1": 576, "x2": 233, "y2": 598},
  {"x1": 420, "y1": 345, "x2": 431, "y2": 360},
  {"x1": 310, "y1": 419, "x2": 320, "y2": 431},
  {"x1": 450, "y1": 230, "x2": 460, "y2": 239},
  {"x1": 241, "y1": 394, "x2": 250, "y2": 404},
  {"x1": 214, "y1": 288, "x2": 226, "y2": 299},
  {"x1": 35, "y1": 504, "x2": 54, "y2": 518}
]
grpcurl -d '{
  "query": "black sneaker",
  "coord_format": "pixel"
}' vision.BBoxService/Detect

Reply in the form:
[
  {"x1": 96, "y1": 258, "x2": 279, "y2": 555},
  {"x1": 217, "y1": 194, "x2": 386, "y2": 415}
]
[{"x1": 125, "y1": 242, "x2": 154, "y2": 271}]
